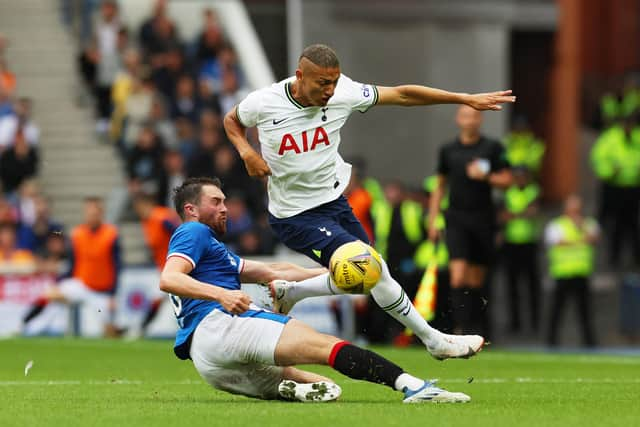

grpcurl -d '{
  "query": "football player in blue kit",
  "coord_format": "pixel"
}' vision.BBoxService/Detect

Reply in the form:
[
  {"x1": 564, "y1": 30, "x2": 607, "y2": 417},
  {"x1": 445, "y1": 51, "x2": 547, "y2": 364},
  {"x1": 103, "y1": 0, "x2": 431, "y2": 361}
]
[
  {"x1": 224, "y1": 43, "x2": 515, "y2": 359},
  {"x1": 161, "y1": 177, "x2": 471, "y2": 403}
]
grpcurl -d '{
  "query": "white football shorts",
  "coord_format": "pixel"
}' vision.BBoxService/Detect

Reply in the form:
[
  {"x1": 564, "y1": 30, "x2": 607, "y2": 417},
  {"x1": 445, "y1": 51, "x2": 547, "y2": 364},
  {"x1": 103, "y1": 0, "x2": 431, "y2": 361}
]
[
  {"x1": 57, "y1": 278, "x2": 111, "y2": 322},
  {"x1": 189, "y1": 306, "x2": 290, "y2": 399}
]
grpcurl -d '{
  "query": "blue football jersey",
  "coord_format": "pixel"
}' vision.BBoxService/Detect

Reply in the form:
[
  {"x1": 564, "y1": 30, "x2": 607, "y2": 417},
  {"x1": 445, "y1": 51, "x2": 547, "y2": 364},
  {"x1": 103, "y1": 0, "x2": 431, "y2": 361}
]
[{"x1": 166, "y1": 221, "x2": 243, "y2": 359}]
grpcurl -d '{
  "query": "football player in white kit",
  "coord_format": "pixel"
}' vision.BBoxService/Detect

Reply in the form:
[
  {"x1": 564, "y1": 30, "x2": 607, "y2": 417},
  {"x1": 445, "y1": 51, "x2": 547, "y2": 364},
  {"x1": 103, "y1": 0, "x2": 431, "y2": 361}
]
[{"x1": 224, "y1": 44, "x2": 515, "y2": 360}]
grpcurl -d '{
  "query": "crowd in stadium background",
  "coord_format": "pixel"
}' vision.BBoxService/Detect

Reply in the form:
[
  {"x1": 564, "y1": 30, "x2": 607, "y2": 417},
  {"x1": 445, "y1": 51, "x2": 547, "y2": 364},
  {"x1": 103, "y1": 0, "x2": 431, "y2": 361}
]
[{"x1": 1, "y1": 0, "x2": 640, "y2": 348}]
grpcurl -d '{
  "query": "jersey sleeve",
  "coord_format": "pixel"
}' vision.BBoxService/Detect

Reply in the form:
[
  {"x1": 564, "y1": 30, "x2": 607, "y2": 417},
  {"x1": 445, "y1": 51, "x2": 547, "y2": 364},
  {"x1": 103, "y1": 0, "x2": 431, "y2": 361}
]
[
  {"x1": 490, "y1": 141, "x2": 510, "y2": 171},
  {"x1": 167, "y1": 223, "x2": 210, "y2": 268},
  {"x1": 340, "y1": 74, "x2": 378, "y2": 113},
  {"x1": 236, "y1": 89, "x2": 263, "y2": 128}
]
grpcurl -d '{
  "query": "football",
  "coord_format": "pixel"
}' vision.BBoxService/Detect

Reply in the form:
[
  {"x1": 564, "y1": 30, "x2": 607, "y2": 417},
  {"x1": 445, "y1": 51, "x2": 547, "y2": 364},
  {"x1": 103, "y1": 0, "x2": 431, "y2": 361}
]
[{"x1": 329, "y1": 241, "x2": 382, "y2": 294}]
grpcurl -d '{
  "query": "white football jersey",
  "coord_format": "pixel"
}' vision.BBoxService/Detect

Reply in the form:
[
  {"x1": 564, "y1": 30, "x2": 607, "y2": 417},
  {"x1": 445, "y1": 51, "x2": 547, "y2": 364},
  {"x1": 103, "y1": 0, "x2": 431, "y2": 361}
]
[{"x1": 236, "y1": 74, "x2": 378, "y2": 218}]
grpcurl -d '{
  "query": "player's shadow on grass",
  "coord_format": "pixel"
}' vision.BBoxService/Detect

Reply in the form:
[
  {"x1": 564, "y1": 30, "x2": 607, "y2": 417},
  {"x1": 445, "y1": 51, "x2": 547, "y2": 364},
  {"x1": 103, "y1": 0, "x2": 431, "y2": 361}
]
[{"x1": 149, "y1": 396, "x2": 396, "y2": 405}]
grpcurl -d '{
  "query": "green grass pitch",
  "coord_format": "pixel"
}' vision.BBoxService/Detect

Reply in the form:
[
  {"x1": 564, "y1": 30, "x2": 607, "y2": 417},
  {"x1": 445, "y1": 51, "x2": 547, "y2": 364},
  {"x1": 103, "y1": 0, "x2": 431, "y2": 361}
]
[{"x1": 1, "y1": 338, "x2": 638, "y2": 427}]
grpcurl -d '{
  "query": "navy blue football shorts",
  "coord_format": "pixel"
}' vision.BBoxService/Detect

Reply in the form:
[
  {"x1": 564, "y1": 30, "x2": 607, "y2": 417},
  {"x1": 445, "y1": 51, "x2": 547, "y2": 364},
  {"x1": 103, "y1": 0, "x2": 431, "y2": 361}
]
[{"x1": 269, "y1": 196, "x2": 370, "y2": 267}]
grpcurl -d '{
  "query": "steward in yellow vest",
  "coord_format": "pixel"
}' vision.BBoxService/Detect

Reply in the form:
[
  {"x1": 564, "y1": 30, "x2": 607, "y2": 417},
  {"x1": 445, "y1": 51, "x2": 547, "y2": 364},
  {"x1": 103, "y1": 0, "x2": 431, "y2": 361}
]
[
  {"x1": 590, "y1": 116, "x2": 640, "y2": 268},
  {"x1": 369, "y1": 181, "x2": 424, "y2": 342},
  {"x1": 499, "y1": 167, "x2": 541, "y2": 333},
  {"x1": 544, "y1": 195, "x2": 598, "y2": 347},
  {"x1": 503, "y1": 130, "x2": 545, "y2": 175}
]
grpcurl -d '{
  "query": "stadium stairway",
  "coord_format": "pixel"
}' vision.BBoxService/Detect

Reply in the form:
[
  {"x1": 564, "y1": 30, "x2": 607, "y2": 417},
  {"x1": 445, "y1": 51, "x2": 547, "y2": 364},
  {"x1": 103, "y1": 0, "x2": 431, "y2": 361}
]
[{"x1": 1, "y1": 0, "x2": 148, "y2": 265}]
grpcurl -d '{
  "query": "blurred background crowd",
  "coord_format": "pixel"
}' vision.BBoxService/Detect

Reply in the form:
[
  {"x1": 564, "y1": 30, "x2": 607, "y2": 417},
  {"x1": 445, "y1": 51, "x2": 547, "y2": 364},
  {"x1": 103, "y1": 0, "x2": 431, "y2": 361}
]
[{"x1": 1, "y1": 0, "x2": 640, "y2": 349}]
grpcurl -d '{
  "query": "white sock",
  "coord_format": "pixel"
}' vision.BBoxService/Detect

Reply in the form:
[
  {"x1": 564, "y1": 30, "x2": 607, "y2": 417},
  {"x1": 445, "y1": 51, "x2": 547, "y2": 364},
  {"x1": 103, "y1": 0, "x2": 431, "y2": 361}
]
[
  {"x1": 394, "y1": 373, "x2": 425, "y2": 392},
  {"x1": 285, "y1": 272, "x2": 346, "y2": 302},
  {"x1": 370, "y1": 258, "x2": 442, "y2": 347}
]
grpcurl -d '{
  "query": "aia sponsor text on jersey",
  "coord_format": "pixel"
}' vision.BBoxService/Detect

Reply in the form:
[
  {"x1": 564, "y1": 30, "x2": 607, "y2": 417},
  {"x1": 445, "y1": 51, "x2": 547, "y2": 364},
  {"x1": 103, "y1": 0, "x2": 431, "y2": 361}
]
[{"x1": 278, "y1": 127, "x2": 330, "y2": 155}]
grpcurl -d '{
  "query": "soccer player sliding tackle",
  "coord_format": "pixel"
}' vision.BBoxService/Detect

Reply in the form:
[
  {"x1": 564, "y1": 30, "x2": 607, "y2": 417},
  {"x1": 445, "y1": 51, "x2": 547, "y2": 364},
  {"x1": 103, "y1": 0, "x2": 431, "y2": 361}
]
[
  {"x1": 162, "y1": 177, "x2": 471, "y2": 403},
  {"x1": 224, "y1": 44, "x2": 515, "y2": 361}
]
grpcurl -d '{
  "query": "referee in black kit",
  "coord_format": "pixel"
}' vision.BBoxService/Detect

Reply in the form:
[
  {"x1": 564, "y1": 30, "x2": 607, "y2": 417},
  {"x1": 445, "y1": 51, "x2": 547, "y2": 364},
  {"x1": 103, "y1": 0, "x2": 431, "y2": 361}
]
[{"x1": 428, "y1": 105, "x2": 513, "y2": 335}]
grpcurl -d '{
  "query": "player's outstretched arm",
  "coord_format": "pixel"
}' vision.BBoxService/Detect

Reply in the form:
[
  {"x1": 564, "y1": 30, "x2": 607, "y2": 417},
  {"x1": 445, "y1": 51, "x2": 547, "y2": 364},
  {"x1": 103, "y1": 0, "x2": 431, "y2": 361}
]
[
  {"x1": 376, "y1": 86, "x2": 515, "y2": 111},
  {"x1": 160, "y1": 256, "x2": 251, "y2": 314},
  {"x1": 240, "y1": 259, "x2": 327, "y2": 284},
  {"x1": 223, "y1": 106, "x2": 272, "y2": 177}
]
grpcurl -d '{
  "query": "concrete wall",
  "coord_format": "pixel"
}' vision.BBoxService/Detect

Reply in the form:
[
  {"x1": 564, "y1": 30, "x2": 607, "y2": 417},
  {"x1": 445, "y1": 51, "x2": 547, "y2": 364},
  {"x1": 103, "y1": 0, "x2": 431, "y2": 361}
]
[{"x1": 299, "y1": 2, "x2": 511, "y2": 186}]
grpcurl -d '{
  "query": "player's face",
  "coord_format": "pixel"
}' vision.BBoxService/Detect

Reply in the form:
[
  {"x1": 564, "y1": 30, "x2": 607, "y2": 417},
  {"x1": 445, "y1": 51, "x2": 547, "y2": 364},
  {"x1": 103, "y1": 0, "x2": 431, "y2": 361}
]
[
  {"x1": 297, "y1": 59, "x2": 340, "y2": 107},
  {"x1": 195, "y1": 185, "x2": 227, "y2": 235}
]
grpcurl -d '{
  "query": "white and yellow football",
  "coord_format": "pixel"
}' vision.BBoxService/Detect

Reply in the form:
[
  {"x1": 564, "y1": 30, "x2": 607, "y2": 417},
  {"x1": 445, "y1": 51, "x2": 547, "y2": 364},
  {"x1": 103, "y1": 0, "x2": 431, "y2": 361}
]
[{"x1": 329, "y1": 241, "x2": 382, "y2": 294}]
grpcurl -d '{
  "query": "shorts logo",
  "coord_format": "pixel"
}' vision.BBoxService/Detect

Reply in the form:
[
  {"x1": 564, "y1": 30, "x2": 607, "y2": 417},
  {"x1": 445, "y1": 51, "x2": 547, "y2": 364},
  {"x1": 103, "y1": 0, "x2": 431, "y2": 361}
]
[
  {"x1": 318, "y1": 227, "x2": 332, "y2": 236},
  {"x1": 362, "y1": 85, "x2": 370, "y2": 98}
]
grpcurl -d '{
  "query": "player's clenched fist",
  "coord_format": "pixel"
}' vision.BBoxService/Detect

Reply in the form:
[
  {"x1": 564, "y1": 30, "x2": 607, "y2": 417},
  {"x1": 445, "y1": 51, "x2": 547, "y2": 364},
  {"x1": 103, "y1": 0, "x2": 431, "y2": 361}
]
[{"x1": 220, "y1": 290, "x2": 251, "y2": 314}]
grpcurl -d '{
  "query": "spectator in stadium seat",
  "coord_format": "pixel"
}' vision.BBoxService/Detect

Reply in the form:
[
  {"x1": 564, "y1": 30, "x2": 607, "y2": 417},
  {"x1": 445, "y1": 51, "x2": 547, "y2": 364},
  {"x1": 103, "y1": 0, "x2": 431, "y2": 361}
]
[
  {"x1": 109, "y1": 48, "x2": 142, "y2": 142},
  {"x1": 185, "y1": 127, "x2": 222, "y2": 177},
  {"x1": 197, "y1": 78, "x2": 222, "y2": 114},
  {"x1": 91, "y1": 0, "x2": 123, "y2": 135},
  {"x1": 37, "y1": 230, "x2": 70, "y2": 277},
  {"x1": 126, "y1": 125, "x2": 167, "y2": 204},
  {"x1": 11, "y1": 178, "x2": 39, "y2": 229},
  {"x1": 218, "y1": 69, "x2": 248, "y2": 116},
  {"x1": 151, "y1": 46, "x2": 189, "y2": 101},
  {"x1": 194, "y1": 8, "x2": 224, "y2": 67},
  {"x1": 199, "y1": 44, "x2": 241, "y2": 97},
  {"x1": 222, "y1": 193, "x2": 253, "y2": 250},
  {"x1": 0, "y1": 222, "x2": 36, "y2": 273},
  {"x1": 120, "y1": 74, "x2": 154, "y2": 153},
  {"x1": 0, "y1": 132, "x2": 39, "y2": 195},
  {"x1": 199, "y1": 108, "x2": 222, "y2": 133},
  {"x1": 173, "y1": 117, "x2": 197, "y2": 162},
  {"x1": 158, "y1": 149, "x2": 186, "y2": 208},
  {"x1": 0, "y1": 97, "x2": 39, "y2": 151},
  {"x1": 170, "y1": 74, "x2": 202, "y2": 123},
  {"x1": 16, "y1": 195, "x2": 64, "y2": 256},
  {"x1": 22, "y1": 197, "x2": 122, "y2": 337},
  {"x1": 139, "y1": 0, "x2": 177, "y2": 60},
  {"x1": 150, "y1": 95, "x2": 178, "y2": 150},
  {"x1": 0, "y1": 195, "x2": 18, "y2": 223},
  {"x1": 211, "y1": 145, "x2": 264, "y2": 217}
]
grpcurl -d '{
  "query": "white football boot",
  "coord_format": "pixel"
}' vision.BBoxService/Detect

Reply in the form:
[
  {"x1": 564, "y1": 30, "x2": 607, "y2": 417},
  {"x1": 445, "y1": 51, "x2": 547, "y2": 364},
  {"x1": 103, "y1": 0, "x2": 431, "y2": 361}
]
[
  {"x1": 426, "y1": 333, "x2": 485, "y2": 360},
  {"x1": 278, "y1": 380, "x2": 341, "y2": 403},
  {"x1": 402, "y1": 380, "x2": 470, "y2": 403},
  {"x1": 268, "y1": 280, "x2": 298, "y2": 314}
]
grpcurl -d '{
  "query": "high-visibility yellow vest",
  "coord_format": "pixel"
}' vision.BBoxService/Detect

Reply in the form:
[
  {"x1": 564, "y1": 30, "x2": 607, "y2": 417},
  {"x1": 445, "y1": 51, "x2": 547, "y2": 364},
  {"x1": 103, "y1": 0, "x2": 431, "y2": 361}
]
[
  {"x1": 503, "y1": 131, "x2": 545, "y2": 173},
  {"x1": 504, "y1": 184, "x2": 539, "y2": 244},
  {"x1": 590, "y1": 125, "x2": 640, "y2": 187},
  {"x1": 414, "y1": 213, "x2": 448, "y2": 268},
  {"x1": 600, "y1": 89, "x2": 640, "y2": 121},
  {"x1": 371, "y1": 199, "x2": 423, "y2": 259},
  {"x1": 601, "y1": 93, "x2": 620, "y2": 122},
  {"x1": 547, "y1": 216, "x2": 596, "y2": 279},
  {"x1": 422, "y1": 175, "x2": 449, "y2": 210},
  {"x1": 363, "y1": 177, "x2": 384, "y2": 204}
]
